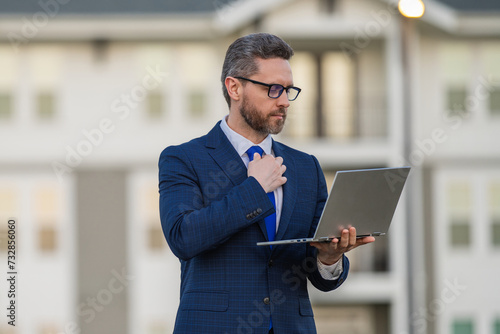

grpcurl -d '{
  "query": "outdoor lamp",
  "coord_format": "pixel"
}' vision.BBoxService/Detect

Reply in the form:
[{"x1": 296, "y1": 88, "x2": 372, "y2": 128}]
[{"x1": 398, "y1": 0, "x2": 425, "y2": 18}]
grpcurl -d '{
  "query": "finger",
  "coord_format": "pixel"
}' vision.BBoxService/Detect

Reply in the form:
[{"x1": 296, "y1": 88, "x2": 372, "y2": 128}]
[
  {"x1": 352, "y1": 237, "x2": 375, "y2": 249},
  {"x1": 281, "y1": 164, "x2": 287, "y2": 174},
  {"x1": 349, "y1": 227, "x2": 356, "y2": 246},
  {"x1": 358, "y1": 236, "x2": 376, "y2": 245},
  {"x1": 253, "y1": 152, "x2": 261, "y2": 161},
  {"x1": 332, "y1": 238, "x2": 339, "y2": 250},
  {"x1": 339, "y1": 229, "x2": 349, "y2": 248},
  {"x1": 325, "y1": 238, "x2": 338, "y2": 248},
  {"x1": 275, "y1": 156, "x2": 284, "y2": 165},
  {"x1": 310, "y1": 242, "x2": 328, "y2": 251},
  {"x1": 310, "y1": 238, "x2": 335, "y2": 247}
]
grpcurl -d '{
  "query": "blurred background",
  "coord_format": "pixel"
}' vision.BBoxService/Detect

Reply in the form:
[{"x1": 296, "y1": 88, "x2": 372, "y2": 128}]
[{"x1": 0, "y1": 0, "x2": 499, "y2": 333}]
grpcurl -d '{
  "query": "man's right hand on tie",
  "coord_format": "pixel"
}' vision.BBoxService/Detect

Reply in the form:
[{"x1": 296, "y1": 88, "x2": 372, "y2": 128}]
[{"x1": 247, "y1": 153, "x2": 287, "y2": 193}]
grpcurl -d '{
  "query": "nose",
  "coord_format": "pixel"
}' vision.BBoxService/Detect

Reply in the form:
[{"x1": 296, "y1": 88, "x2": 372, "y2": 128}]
[{"x1": 276, "y1": 90, "x2": 290, "y2": 108}]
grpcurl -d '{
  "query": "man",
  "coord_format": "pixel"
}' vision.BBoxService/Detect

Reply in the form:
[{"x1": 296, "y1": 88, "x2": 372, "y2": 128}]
[{"x1": 159, "y1": 33, "x2": 375, "y2": 334}]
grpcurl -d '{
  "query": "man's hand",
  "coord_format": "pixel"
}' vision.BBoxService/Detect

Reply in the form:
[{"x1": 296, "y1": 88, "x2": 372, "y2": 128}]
[
  {"x1": 247, "y1": 153, "x2": 287, "y2": 193},
  {"x1": 311, "y1": 227, "x2": 375, "y2": 265}
]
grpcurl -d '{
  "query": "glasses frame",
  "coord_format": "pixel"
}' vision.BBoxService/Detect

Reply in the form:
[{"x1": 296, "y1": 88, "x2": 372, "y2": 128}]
[{"x1": 235, "y1": 76, "x2": 301, "y2": 101}]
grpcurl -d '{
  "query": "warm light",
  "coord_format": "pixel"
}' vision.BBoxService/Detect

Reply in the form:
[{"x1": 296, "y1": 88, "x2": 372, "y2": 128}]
[{"x1": 398, "y1": 0, "x2": 425, "y2": 18}]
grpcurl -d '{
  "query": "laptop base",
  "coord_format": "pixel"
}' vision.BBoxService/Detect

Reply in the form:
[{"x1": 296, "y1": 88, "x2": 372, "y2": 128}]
[{"x1": 256, "y1": 233, "x2": 385, "y2": 246}]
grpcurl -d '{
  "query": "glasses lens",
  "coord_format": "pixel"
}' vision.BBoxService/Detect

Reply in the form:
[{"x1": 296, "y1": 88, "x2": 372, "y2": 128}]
[
  {"x1": 268, "y1": 85, "x2": 284, "y2": 98},
  {"x1": 286, "y1": 88, "x2": 300, "y2": 101}
]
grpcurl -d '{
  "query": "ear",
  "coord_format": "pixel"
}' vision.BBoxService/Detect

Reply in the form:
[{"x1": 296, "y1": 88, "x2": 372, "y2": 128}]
[{"x1": 225, "y1": 76, "x2": 242, "y2": 103}]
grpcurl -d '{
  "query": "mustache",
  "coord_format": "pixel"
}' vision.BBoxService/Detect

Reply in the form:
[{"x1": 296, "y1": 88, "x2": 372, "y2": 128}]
[{"x1": 270, "y1": 109, "x2": 287, "y2": 117}]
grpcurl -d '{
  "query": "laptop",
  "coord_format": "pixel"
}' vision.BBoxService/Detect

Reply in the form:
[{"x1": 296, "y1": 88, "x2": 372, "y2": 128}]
[{"x1": 256, "y1": 167, "x2": 411, "y2": 246}]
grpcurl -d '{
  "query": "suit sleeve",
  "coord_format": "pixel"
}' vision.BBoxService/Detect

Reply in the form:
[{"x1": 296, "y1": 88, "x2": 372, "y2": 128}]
[
  {"x1": 306, "y1": 155, "x2": 350, "y2": 292},
  {"x1": 158, "y1": 145, "x2": 275, "y2": 261}
]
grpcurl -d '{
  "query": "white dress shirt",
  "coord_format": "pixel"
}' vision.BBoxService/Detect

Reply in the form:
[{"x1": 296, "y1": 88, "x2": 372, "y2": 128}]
[{"x1": 220, "y1": 116, "x2": 342, "y2": 280}]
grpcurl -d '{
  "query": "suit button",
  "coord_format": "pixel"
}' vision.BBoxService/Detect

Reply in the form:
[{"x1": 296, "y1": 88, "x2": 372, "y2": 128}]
[
  {"x1": 246, "y1": 214, "x2": 252, "y2": 220},
  {"x1": 263, "y1": 297, "x2": 270, "y2": 305},
  {"x1": 256, "y1": 208, "x2": 262, "y2": 214},
  {"x1": 268, "y1": 260, "x2": 273, "y2": 268}
]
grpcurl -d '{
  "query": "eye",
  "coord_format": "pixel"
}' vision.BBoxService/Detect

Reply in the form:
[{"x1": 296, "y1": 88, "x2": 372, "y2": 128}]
[{"x1": 268, "y1": 85, "x2": 283, "y2": 98}]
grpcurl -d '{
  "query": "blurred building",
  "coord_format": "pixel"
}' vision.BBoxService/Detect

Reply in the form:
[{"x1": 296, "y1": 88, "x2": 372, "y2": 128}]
[{"x1": 0, "y1": 0, "x2": 499, "y2": 333}]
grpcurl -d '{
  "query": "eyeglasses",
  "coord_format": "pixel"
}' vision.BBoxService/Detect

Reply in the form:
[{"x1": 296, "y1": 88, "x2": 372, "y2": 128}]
[{"x1": 235, "y1": 76, "x2": 301, "y2": 101}]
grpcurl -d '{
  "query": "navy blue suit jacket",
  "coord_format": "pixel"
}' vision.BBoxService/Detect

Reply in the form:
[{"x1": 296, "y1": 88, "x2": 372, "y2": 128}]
[{"x1": 159, "y1": 122, "x2": 349, "y2": 334}]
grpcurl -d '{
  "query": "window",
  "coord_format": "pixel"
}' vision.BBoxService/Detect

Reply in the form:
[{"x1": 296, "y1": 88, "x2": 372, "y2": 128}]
[
  {"x1": 35, "y1": 186, "x2": 60, "y2": 252},
  {"x1": 0, "y1": 93, "x2": 12, "y2": 119},
  {"x1": 314, "y1": 305, "x2": 383, "y2": 334},
  {"x1": 441, "y1": 43, "x2": 471, "y2": 117},
  {"x1": 0, "y1": 188, "x2": 18, "y2": 253},
  {"x1": 494, "y1": 318, "x2": 500, "y2": 334},
  {"x1": 287, "y1": 47, "x2": 386, "y2": 140},
  {"x1": 0, "y1": 46, "x2": 18, "y2": 122},
  {"x1": 492, "y1": 221, "x2": 500, "y2": 247},
  {"x1": 447, "y1": 86, "x2": 468, "y2": 117},
  {"x1": 30, "y1": 46, "x2": 62, "y2": 120},
  {"x1": 136, "y1": 44, "x2": 170, "y2": 120},
  {"x1": 0, "y1": 227, "x2": 7, "y2": 253},
  {"x1": 147, "y1": 92, "x2": 164, "y2": 119},
  {"x1": 286, "y1": 52, "x2": 317, "y2": 138},
  {"x1": 188, "y1": 90, "x2": 206, "y2": 117},
  {"x1": 322, "y1": 52, "x2": 356, "y2": 139},
  {"x1": 39, "y1": 226, "x2": 57, "y2": 251},
  {"x1": 286, "y1": 51, "x2": 358, "y2": 139},
  {"x1": 39, "y1": 324, "x2": 61, "y2": 334},
  {"x1": 357, "y1": 41, "x2": 387, "y2": 138},
  {"x1": 483, "y1": 42, "x2": 500, "y2": 116},
  {"x1": 320, "y1": 0, "x2": 337, "y2": 14},
  {"x1": 37, "y1": 92, "x2": 56, "y2": 119},
  {"x1": 490, "y1": 183, "x2": 500, "y2": 247},
  {"x1": 141, "y1": 184, "x2": 165, "y2": 251},
  {"x1": 149, "y1": 321, "x2": 168, "y2": 334},
  {"x1": 490, "y1": 87, "x2": 500, "y2": 116},
  {"x1": 450, "y1": 219, "x2": 470, "y2": 246},
  {"x1": 148, "y1": 224, "x2": 165, "y2": 250},
  {"x1": 176, "y1": 44, "x2": 215, "y2": 119},
  {"x1": 447, "y1": 182, "x2": 471, "y2": 247},
  {"x1": 0, "y1": 325, "x2": 17, "y2": 334},
  {"x1": 452, "y1": 319, "x2": 473, "y2": 334}
]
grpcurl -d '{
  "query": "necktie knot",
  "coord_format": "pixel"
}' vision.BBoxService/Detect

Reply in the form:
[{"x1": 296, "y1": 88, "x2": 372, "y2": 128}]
[{"x1": 246, "y1": 146, "x2": 264, "y2": 162}]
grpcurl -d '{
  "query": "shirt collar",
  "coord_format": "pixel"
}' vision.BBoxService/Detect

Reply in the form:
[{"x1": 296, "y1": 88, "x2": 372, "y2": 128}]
[{"x1": 220, "y1": 115, "x2": 273, "y2": 158}]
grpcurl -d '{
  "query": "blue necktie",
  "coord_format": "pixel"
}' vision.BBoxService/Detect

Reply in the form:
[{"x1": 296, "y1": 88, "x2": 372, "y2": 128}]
[
  {"x1": 246, "y1": 146, "x2": 276, "y2": 243},
  {"x1": 246, "y1": 145, "x2": 275, "y2": 331}
]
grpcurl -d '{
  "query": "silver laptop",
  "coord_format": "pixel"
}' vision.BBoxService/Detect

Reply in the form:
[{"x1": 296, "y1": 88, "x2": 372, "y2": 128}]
[{"x1": 256, "y1": 167, "x2": 411, "y2": 246}]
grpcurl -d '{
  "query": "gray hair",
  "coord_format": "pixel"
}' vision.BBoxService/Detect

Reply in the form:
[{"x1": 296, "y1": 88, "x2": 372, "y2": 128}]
[{"x1": 221, "y1": 33, "x2": 294, "y2": 107}]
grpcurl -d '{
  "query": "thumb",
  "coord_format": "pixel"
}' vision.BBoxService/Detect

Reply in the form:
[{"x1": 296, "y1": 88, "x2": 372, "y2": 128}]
[{"x1": 252, "y1": 152, "x2": 262, "y2": 161}]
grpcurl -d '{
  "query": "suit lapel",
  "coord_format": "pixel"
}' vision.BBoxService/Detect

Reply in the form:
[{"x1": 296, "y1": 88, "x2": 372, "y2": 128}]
[
  {"x1": 205, "y1": 122, "x2": 247, "y2": 187},
  {"x1": 272, "y1": 141, "x2": 297, "y2": 243},
  {"x1": 205, "y1": 123, "x2": 270, "y2": 241}
]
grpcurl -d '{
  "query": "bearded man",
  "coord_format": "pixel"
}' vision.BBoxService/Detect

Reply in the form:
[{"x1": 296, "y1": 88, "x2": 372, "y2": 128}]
[{"x1": 158, "y1": 33, "x2": 374, "y2": 334}]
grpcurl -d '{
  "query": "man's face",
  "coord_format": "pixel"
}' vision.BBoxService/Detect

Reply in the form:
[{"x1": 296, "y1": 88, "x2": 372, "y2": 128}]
[{"x1": 239, "y1": 57, "x2": 293, "y2": 136}]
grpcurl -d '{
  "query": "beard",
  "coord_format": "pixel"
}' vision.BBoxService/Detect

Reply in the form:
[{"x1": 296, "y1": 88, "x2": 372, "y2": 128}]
[{"x1": 239, "y1": 95, "x2": 287, "y2": 135}]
